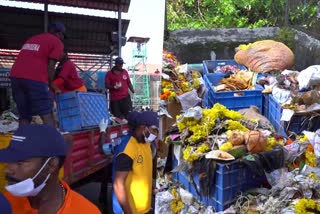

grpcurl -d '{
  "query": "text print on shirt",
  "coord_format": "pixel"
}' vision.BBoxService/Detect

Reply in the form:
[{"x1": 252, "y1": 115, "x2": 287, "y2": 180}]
[{"x1": 21, "y1": 44, "x2": 40, "y2": 51}]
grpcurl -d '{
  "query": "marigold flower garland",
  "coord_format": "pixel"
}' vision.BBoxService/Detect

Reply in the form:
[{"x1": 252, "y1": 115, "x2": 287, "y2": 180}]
[
  {"x1": 177, "y1": 104, "x2": 248, "y2": 162},
  {"x1": 295, "y1": 198, "x2": 320, "y2": 214},
  {"x1": 305, "y1": 144, "x2": 317, "y2": 167},
  {"x1": 170, "y1": 188, "x2": 184, "y2": 214}
]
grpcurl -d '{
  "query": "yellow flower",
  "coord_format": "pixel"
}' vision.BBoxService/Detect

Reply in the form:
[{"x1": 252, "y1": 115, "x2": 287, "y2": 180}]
[
  {"x1": 192, "y1": 78, "x2": 200, "y2": 89},
  {"x1": 182, "y1": 144, "x2": 210, "y2": 162},
  {"x1": 196, "y1": 143, "x2": 210, "y2": 153},
  {"x1": 171, "y1": 188, "x2": 177, "y2": 197},
  {"x1": 265, "y1": 137, "x2": 285, "y2": 151},
  {"x1": 306, "y1": 150, "x2": 317, "y2": 167},
  {"x1": 170, "y1": 199, "x2": 184, "y2": 214},
  {"x1": 219, "y1": 142, "x2": 233, "y2": 152},
  {"x1": 168, "y1": 91, "x2": 177, "y2": 99},
  {"x1": 170, "y1": 188, "x2": 184, "y2": 214},
  {"x1": 225, "y1": 120, "x2": 248, "y2": 132},
  {"x1": 299, "y1": 135, "x2": 309, "y2": 142},
  {"x1": 295, "y1": 198, "x2": 320, "y2": 214},
  {"x1": 308, "y1": 172, "x2": 320, "y2": 183}
]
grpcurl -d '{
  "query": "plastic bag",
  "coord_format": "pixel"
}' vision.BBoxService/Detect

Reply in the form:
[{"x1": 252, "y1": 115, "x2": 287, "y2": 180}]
[
  {"x1": 265, "y1": 168, "x2": 288, "y2": 187},
  {"x1": 173, "y1": 145, "x2": 182, "y2": 166},
  {"x1": 177, "y1": 89, "x2": 202, "y2": 111},
  {"x1": 184, "y1": 106, "x2": 203, "y2": 120},
  {"x1": 179, "y1": 188, "x2": 193, "y2": 205},
  {"x1": 272, "y1": 86, "x2": 291, "y2": 104},
  {"x1": 204, "y1": 206, "x2": 215, "y2": 214},
  {"x1": 155, "y1": 191, "x2": 174, "y2": 214},
  {"x1": 297, "y1": 65, "x2": 320, "y2": 90}
]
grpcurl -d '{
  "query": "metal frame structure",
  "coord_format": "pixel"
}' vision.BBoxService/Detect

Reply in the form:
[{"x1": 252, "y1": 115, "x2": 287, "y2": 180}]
[
  {"x1": 0, "y1": 0, "x2": 131, "y2": 90},
  {"x1": 127, "y1": 37, "x2": 151, "y2": 109}
]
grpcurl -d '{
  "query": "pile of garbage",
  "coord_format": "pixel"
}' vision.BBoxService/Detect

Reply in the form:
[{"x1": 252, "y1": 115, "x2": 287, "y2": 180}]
[
  {"x1": 259, "y1": 66, "x2": 320, "y2": 113},
  {"x1": 156, "y1": 105, "x2": 320, "y2": 213},
  {"x1": 166, "y1": 104, "x2": 279, "y2": 164},
  {"x1": 229, "y1": 131, "x2": 320, "y2": 214},
  {"x1": 155, "y1": 103, "x2": 289, "y2": 213}
]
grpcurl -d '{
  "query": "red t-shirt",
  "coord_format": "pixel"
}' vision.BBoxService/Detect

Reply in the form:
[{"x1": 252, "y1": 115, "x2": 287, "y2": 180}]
[
  {"x1": 10, "y1": 33, "x2": 64, "y2": 84},
  {"x1": 105, "y1": 68, "x2": 131, "y2": 101},
  {"x1": 56, "y1": 60, "x2": 84, "y2": 92}
]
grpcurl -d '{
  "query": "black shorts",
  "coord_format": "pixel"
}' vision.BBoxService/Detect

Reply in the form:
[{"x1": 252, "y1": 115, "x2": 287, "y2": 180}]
[{"x1": 110, "y1": 96, "x2": 132, "y2": 118}]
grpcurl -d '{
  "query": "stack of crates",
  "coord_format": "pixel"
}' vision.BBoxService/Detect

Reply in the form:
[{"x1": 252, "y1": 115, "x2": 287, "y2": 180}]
[{"x1": 203, "y1": 60, "x2": 263, "y2": 112}]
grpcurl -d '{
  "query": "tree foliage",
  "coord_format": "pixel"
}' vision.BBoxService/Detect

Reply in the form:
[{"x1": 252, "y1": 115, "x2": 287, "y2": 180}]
[{"x1": 167, "y1": 0, "x2": 318, "y2": 30}]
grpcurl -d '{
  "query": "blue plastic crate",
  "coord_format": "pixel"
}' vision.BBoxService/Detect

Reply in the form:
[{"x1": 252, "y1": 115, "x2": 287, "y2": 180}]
[
  {"x1": 202, "y1": 60, "x2": 247, "y2": 75},
  {"x1": 263, "y1": 94, "x2": 270, "y2": 119},
  {"x1": 267, "y1": 95, "x2": 320, "y2": 136},
  {"x1": 178, "y1": 160, "x2": 266, "y2": 212},
  {"x1": 267, "y1": 95, "x2": 285, "y2": 135},
  {"x1": 204, "y1": 74, "x2": 263, "y2": 112},
  {"x1": 57, "y1": 92, "x2": 109, "y2": 132}
]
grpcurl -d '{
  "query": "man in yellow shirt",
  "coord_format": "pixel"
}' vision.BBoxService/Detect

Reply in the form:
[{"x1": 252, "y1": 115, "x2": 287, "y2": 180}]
[
  {"x1": 0, "y1": 124, "x2": 101, "y2": 214},
  {"x1": 113, "y1": 111, "x2": 159, "y2": 214}
]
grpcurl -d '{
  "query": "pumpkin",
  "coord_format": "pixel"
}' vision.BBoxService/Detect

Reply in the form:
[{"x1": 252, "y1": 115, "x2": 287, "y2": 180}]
[{"x1": 234, "y1": 40, "x2": 295, "y2": 73}]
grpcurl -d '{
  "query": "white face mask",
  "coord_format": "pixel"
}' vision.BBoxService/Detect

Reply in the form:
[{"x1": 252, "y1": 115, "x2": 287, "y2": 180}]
[
  {"x1": 5, "y1": 158, "x2": 52, "y2": 197},
  {"x1": 144, "y1": 133, "x2": 157, "y2": 143}
]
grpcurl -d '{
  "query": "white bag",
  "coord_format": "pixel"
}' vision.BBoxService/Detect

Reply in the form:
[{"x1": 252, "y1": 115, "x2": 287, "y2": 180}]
[{"x1": 297, "y1": 65, "x2": 320, "y2": 90}]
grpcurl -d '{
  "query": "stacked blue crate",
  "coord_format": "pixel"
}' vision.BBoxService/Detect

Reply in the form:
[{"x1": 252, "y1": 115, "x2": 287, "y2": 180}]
[
  {"x1": 180, "y1": 160, "x2": 266, "y2": 212},
  {"x1": 266, "y1": 95, "x2": 320, "y2": 136},
  {"x1": 57, "y1": 92, "x2": 109, "y2": 132},
  {"x1": 202, "y1": 60, "x2": 263, "y2": 112},
  {"x1": 203, "y1": 74, "x2": 263, "y2": 112}
]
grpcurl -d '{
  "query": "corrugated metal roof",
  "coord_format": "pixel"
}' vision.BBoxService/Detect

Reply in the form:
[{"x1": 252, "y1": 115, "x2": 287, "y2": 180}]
[
  {"x1": 9, "y1": 0, "x2": 131, "y2": 12},
  {"x1": 0, "y1": 49, "x2": 111, "y2": 71},
  {"x1": 0, "y1": 5, "x2": 130, "y2": 54}
]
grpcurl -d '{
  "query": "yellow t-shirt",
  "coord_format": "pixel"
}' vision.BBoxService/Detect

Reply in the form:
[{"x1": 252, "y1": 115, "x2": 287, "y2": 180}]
[{"x1": 118, "y1": 136, "x2": 153, "y2": 214}]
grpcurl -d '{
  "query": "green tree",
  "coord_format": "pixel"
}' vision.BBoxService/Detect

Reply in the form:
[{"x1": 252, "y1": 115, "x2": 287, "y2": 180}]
[{"x1": 166, "y1": 0, "x2": 318, "y2": 30}]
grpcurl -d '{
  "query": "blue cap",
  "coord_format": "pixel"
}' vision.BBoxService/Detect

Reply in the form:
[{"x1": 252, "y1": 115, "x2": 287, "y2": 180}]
[
  {"x1": 0, "y1": 193, "x2": 12, "y2": 214},
  {"x1": 0, "y1": 124, "x2": 68, "y2": 163},
  {"x1": 115, "y1": 57, "x2": 125, "y2": 64},
  {"x1": 49, "y1": 22, "x2": 66, "y2": 38},
  {"x1": 128, "y1": 111, "x2": 159, "y2": 128}
]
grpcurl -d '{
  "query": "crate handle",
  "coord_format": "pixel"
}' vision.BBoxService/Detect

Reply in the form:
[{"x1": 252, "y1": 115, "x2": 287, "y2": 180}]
[{"x1": 233, "y1": 92, "x2": 245, "y2": 97}]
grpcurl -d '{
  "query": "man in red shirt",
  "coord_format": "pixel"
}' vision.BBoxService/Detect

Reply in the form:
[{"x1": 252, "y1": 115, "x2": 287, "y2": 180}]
[
  {"x1": 10, "y1": 22, "x2": 65, "y2": 127},
  {"x1": 52, "y1": 51, "x2": 87, "y2": 93},
  {"x1": 105, "y1": 57, "x2": 135, "y2": 119}
]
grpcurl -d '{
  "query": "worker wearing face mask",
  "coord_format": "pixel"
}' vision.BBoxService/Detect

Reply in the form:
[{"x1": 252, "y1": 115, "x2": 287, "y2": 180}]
[
  {"x1": 0, "y1": 124, "x2": 101, "y2": 214},
  {"x1": 110, "y1": 111, "x2": 159, "y2": 214}
]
